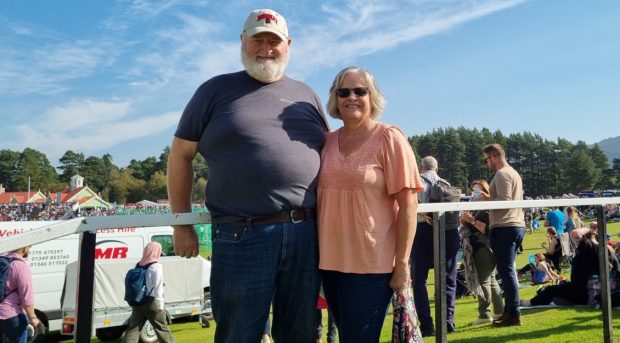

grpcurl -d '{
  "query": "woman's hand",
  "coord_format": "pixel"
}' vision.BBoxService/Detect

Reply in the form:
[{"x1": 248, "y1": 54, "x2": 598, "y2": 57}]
[
  {"x1": 390, "y1": 263, "x2": 411, "y2": 296},
  {"x1": 461, "y1": 212, "x2": 474, "y2": 225}
]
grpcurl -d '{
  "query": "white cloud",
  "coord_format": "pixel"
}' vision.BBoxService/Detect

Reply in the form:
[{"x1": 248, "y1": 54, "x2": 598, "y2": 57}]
[
  {"x1": 288, "y1": 0, "x2": 527, "y2": 77},
  {"x1": 12, "y1": 99, "x2": 179, "y2": 162},
  {"x1": 1, "y1": 0, "x2": 528, "y2": 166},
  {"x1": 0, "y1": 40, "x2": 120, "y2": 95}
]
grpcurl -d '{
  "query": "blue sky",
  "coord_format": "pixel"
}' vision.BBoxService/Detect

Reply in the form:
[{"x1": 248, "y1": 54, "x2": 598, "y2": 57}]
[{"x1": 1, "y1": 0, "x2": 618, "y2": 168}]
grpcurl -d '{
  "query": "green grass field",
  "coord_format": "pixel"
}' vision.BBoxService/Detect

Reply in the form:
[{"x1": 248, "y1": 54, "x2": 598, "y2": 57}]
[{"x1": 51, "y1": 222, "x2": 620, "y2": 342}]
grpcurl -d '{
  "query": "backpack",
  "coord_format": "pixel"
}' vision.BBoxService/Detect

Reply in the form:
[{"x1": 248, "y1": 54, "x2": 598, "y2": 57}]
[
  {"x1": 124, "y1": 262, "x2": 156, "y2": 306},
  {"x1": 420, "y1": 174, "x2": 461, "y2": 229},
  {"x1": 0, "y1": 256, "x2": 16, "y2": 302}
]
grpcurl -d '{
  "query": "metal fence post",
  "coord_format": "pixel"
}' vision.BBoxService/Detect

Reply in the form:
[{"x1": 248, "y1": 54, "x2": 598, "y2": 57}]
[
  {"x1": 73, "y1": 230, "x2": 97, "y2": 343},
  {"x1": 433, "y1": 212, "x2": 447, "y2": 343},
  {"x1": 596, "y1": 206, "x2": 613, "y2": 343}
]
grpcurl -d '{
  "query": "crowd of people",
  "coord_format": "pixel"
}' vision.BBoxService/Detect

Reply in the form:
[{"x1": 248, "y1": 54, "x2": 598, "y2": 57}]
[
  {"x1": 0, "y1": 203, "x2": 75, "y2": 221},
  {"x1": 0, "y1": 203, "x2": 209, "y2": 222},
  {"x1": 0, "y1": 203, "x2": 119, "y2": 221}
]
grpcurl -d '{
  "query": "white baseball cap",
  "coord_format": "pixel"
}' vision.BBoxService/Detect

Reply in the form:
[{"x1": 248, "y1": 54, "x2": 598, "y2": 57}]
[{"x1": 242, "y1": 9, "x2": 288, "y2": 41}]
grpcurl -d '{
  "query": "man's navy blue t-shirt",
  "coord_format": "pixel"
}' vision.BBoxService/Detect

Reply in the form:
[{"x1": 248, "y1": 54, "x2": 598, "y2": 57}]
[{"x1": 175, "y1": 71, "x2": 328, "y2": 222}]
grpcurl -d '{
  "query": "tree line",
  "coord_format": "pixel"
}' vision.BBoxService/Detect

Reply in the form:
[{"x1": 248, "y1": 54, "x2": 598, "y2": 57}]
[
  {"x1": 0, "y1": 147, "x2": 208, "y2": 204},
  {"x1": 1, "y1": 127, "x2": 619, "y2": 204},
  {"x1": 410, "y1": 127, "x2": 619, "y2": 195}
]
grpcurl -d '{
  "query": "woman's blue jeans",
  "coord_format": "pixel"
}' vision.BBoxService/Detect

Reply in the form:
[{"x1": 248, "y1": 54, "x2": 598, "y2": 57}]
[
  {"x1": 210, "y1": 219, "x2": 320, "y2": 343},
  {"x1": 321, "y1": 270, "x2": 392, "y2": 343}
]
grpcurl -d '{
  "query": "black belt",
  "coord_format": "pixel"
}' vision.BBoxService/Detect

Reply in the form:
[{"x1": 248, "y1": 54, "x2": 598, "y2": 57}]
[{"x1": 227, "y1": 208, "x2": 315, "y2": 227}]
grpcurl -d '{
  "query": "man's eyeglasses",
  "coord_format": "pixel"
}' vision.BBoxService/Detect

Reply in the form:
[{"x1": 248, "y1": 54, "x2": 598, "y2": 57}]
[{"x1": 335, "y1": 87, "x2": 369, "y2": 98}]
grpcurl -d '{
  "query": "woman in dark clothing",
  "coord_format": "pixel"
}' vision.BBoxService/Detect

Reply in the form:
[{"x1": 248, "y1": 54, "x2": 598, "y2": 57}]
[
  {"x1": 460, "y1": 180, "x2": 504, "y2": 324},
  {"x1": 521, "y1": 227, "x2": 620, "y2": 306},
  {"x1": 542, "y1": 227, "x2": 562, "y2": 272}
]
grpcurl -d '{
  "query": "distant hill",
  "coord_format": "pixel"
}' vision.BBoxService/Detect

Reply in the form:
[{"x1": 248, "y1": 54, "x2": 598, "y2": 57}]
[{"x1": 596, "y1": 136, "x2": 620, "y2": 165}]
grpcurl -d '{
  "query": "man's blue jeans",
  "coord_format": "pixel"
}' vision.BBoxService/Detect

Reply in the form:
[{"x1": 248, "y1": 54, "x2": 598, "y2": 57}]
[
  {"x1": 321, "y1": 271, "x2": 392, "y2": 343},
  {"x1": 489, "y1": 226, "x2": 526, "y2": 314},
  {"x1": 0, "y1": 314, "x2": 28, "y2": 343},
  {"x1": 210, "y1": 219, "x2": 320, "y2": 343}
]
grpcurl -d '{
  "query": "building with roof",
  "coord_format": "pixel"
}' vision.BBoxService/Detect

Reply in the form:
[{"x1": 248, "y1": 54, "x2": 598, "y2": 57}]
[
  {"x1": 0, "y1": 184, "x2": 47, "y2": 204},
  {"x1": 0, "y1": 175, "x2": 112, "y2": 209}
]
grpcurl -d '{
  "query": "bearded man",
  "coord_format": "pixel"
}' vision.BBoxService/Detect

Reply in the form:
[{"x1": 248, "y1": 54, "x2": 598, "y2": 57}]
[{"x1": 167, "y1": 8, "x2": 328, "y2": 343}]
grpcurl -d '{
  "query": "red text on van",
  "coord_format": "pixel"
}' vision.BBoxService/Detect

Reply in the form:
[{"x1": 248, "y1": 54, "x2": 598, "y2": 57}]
[{"x1": 95, "y1": 247, "x2": 129, "y2": 259}]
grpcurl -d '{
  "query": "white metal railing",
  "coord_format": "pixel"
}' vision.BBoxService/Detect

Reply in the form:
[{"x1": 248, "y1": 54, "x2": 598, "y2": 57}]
[
  {"x1": 1, "y1": 197, "x2": 619, "y2": 343},
  {"x1": 0, "y1": 212, "x2": 211, "y2": 253},
  {"x1": 2, "y1": 197, "x2": 619, "y2": 253}
]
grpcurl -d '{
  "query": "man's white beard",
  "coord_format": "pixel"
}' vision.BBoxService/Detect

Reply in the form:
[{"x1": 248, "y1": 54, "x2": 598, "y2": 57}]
[{"x1": 241, "y1": 49, "x2": 289, "y2": 83}]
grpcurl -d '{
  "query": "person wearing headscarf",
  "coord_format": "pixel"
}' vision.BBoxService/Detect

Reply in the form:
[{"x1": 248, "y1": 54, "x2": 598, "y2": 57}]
[{"x1": 123, "y1": 242, "x2": 175, "y2": 343}]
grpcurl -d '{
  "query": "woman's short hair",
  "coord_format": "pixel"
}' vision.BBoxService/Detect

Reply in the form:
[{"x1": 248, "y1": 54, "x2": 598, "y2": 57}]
[{"x1": 326, "y1": 66, "x2": 386, "y2": 119}]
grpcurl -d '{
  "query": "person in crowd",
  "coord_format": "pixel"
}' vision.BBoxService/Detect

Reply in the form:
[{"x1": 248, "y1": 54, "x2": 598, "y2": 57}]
[
  {"x1": 410, "y1": 156, "x2": 460, "y2": 336},
  {"x1": 317, "y1": 66, "x2": 423, "y2": 343},
  {"x1": 564, "y1": 206, "x2": 582, "y2": 233},
  {"x1": 0, "y1": 246, "x2": 40, "y2": 343},
  {"x1": 123, "y1": 242, "x2": 175, "y2": 343},
  {"x1": 482, "y1": 143, "x2": 526, "y2": 327},
  {"x1": 460, "y1": 179, "x2": 504, "y2": 325},
  {"x1": 570, "y1": 221, "x2": 598, "y2": 246},
  {"x1": 545, "y1": 207, "x2": 565, "y2": 234},
  {"x1": 167, "y1": 8, "x2": 328, "y2": 342},
  {"x1": 521, "y1": 226, "x2": 620, "y2": 306},
  {"x1": 614, "y1": 241, "x2": 620, "y2": 261},
  {"x1": 541, "y1": 227, "x2": 562, "y2": 272},
  {"x1": 530, "y1": 253, "x2": 560, "y2": 285}
]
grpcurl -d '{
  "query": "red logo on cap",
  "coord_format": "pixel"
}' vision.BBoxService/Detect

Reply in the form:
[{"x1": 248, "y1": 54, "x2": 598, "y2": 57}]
[{"x1": 257, "y1": 13, "x2": 278, "y2": 25}]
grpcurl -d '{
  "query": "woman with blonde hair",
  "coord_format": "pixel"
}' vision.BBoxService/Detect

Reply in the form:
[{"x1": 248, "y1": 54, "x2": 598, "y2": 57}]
[
  {"x1": 460, "y1": 179, "x2": 504, "y2": 324},
  {"x1": 531, "y1": 253, "x2": 560, "y2": 284},
  {"x1": 318, "y1": 66, "x2": 424, "y2": 342}
]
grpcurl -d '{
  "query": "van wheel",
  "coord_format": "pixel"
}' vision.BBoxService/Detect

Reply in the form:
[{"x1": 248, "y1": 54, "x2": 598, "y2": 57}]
[
  {"x1": 140, "y1": 321, "x2": 158, "y2": 343},
  {"x1": 96, "y1": 326, "x2": 126, "y2": 341}
]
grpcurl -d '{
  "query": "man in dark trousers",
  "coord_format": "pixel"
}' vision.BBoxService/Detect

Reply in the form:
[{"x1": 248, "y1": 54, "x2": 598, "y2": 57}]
[{"x1": 410, "y1": 156, "x2": 460, "y2": 337}]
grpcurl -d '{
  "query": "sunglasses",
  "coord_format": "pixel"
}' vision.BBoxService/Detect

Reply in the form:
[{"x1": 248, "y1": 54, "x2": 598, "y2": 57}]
[{"x1": 335, "y1": 87, "x2": 369, "y2": 98}]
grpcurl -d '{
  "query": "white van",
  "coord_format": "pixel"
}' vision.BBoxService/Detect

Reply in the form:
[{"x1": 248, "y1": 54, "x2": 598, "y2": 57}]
[
  {"x1": 0, "y1": 221, "x2": 211, "y2": 342},
  {"x1": 61, "y1": 256, "x2": 209, "y2": 342}
]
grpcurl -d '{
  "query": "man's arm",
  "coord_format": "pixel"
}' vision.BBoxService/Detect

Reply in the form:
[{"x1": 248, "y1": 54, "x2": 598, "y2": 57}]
[
  {"x1": 493, "y1": 171, "x2": 513, "y2": 201},
  {"x1": 167, "y1": 136, "x2": 200, "y2": 258},
  {"x1": 569, "y1": 227, "x2": 591, "y2": 247},
  {"x1": 24, "y1": 304, "x2": 40, "y2": 327}
]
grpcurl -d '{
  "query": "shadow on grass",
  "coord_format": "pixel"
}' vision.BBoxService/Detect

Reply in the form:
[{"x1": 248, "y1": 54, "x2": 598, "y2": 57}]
[{"x1": 449, "y1": 308, "x2": 617, "y2": 343}]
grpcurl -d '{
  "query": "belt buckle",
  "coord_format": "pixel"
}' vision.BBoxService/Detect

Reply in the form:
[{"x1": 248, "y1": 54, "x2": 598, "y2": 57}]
[{"x1": 290, "y1": 209, "x2": 303, "y2": 224}]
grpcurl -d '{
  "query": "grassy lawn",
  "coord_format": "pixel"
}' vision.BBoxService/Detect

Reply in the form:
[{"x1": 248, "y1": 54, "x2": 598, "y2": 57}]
[{"x1": 52, "y1": 222, "x2": 620, "y2": 342}]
